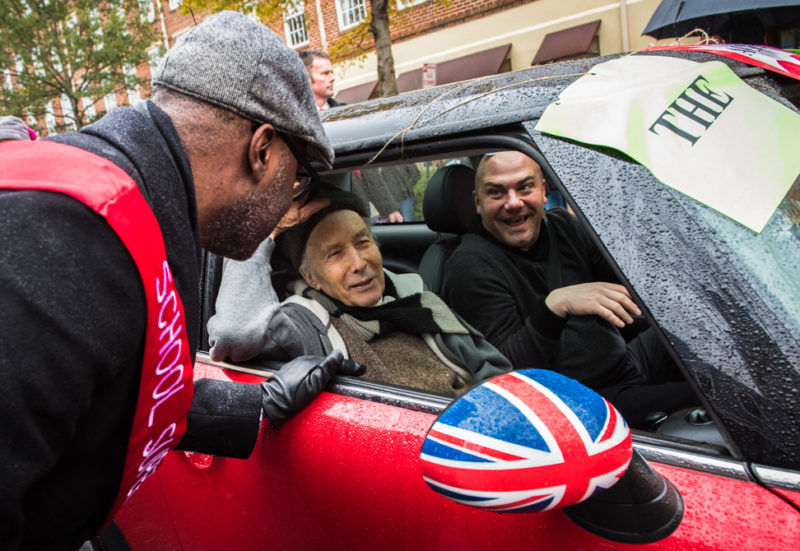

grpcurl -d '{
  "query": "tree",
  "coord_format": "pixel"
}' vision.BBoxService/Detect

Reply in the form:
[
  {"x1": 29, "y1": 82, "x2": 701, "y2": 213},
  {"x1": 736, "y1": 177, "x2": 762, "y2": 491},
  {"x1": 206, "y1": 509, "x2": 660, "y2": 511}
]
[
  {"x1": 184, "y1": 0, "x2": 446, "y2": 99},
  {"x1": 327, "y1": 0, "x2": 399, "y2": 97},
  {"x1": 0, "y1": 0, "x2": 162, "y2": 132}
]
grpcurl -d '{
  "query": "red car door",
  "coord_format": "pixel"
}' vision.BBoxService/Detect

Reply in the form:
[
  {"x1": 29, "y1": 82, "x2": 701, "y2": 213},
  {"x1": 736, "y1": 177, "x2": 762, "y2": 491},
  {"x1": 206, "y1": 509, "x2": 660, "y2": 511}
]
[{"x1": 117, "y1": 358, "x2": 799, "y2": 551}]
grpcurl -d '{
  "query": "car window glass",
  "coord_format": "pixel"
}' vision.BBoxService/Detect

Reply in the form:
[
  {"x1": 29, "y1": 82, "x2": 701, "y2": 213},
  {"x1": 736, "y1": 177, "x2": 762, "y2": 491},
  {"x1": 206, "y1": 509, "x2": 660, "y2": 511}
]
[
  {"x1": 533, "y1": 126, "x2": 800, "y2": 468},
  {"x1": 336, "y1": 151, "x2": 731, "y2": 452},
  {"x1": 357, "y1": 154, "x2": 567, "y2": 226},
  {"x1": 689, "y1": 179, "x2": 800, "y2": 334},
  {"x1": 358, "y1": 156, "x2": 475, "y2": 225}
]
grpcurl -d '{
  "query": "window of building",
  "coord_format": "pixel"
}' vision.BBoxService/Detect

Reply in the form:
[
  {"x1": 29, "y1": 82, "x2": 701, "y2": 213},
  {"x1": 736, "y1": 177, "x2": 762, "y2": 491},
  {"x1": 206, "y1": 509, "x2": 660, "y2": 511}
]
[
  {"x1": 284, "y1": 0, "x2": 309, "y2": 47},
  {"x1": 91, "y1": 9, "x2": 104, "y2": 49},
  {"x1": 104, "y1": 92, "x2": 117, "y2": 113},
  {"x1": 397, "y1": 0, "x2": 428, "y2": 9},
  {"x1": 169, "y1": 0, "x2": 182, "y2": 11},
  {"x1": 148, "y1": 46, "x2": 163, "y2": 72},
  {"x1": 336, "y1": 0, "x2": 367, "y2": 31},
  {"x1": 60, "y1": 94, "x2": 76, "y2": 130},
  {"x1": 141, "y1": 0, "x2": 156, "y2": 23},
  {"x1": 117, "y1": 5, "x2": 130, "y2": 36},
  {"x1": 245, "y1": 9, "x2": 260, "y2": 23},
  {"x1": 82, "y1": 97, "x2": 97, "y2": 121},
  {"x1": 45, "y1": 101, "x2": 56, "y2": 134},
  {"x1": 125, "y1": 65, "x2": 141, "y2": 105}
]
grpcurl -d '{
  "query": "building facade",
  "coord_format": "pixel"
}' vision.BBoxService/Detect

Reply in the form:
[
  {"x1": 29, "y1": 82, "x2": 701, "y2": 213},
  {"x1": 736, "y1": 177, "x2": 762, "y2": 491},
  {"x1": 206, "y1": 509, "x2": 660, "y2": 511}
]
[
  {"x1": 8, "y1": 1, "x2": 799, "y2": 134},
  {"x1": 259, "y1": 0, "x2": 671, "y2": 102}
]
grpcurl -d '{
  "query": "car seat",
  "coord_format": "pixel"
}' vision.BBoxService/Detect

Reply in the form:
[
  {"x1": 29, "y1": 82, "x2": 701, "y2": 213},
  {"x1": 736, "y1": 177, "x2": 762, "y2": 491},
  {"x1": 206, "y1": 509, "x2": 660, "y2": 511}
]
[{"x1": 418, "y1": 163, "x2": 477, "y2": 293}]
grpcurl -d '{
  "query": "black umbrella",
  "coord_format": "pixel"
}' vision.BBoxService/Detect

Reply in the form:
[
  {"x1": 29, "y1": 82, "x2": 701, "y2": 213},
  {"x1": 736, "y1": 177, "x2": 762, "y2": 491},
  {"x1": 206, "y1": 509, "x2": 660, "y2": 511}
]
[{"x1": 643, "y1": 0, "x2": 800, "y2": 40}]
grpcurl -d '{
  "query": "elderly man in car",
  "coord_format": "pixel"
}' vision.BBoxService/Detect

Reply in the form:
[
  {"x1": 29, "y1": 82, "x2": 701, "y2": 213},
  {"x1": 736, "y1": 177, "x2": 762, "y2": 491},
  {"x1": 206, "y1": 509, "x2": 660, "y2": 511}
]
[
  {"x1": 208, "y1": 187, "x2": 511, "y2": 396},
  {"x1": 439, "y1": 151, "x2": 699, "y2": 427}
]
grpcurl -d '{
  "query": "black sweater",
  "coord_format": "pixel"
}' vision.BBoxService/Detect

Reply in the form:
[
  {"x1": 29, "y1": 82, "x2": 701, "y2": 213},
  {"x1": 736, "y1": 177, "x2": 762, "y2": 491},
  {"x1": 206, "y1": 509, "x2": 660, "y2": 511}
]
[
  {"x1": 441, "y1": 209, "x2": 637, "y2": 390},
  {"x1": 0, "y1": 102, "x2": 261, "y2": 550}
]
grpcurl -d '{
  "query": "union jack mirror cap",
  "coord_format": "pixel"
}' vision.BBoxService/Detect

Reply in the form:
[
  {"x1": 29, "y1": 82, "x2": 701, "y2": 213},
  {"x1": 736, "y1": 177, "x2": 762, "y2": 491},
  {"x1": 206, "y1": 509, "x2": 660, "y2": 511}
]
[{"x1": 420, "y1": 369, "x2": 633, "y2": 513}]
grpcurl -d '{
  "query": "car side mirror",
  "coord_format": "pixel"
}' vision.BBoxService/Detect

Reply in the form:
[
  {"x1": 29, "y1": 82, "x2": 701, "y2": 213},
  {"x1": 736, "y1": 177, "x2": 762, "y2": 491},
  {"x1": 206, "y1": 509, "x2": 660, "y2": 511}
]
[{"x1": 420, "y1": 369, "x2": 683, "y2": 543}]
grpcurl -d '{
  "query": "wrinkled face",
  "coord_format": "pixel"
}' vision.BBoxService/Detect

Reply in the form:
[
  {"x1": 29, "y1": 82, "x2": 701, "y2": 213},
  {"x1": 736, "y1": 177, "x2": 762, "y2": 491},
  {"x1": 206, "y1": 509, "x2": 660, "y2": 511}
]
[
  {"x1": 474, "y1": 151, "x2": 548, "y2": 251},
  {"x1": 301, "y1": 210, "x2": 386, "y2": 307},
  {"x1": 308, "y1": 57, "x2": 335, "y2": 103},
  {"x1": 201, "y1": 141, "x2": 298, "y2": 261}
]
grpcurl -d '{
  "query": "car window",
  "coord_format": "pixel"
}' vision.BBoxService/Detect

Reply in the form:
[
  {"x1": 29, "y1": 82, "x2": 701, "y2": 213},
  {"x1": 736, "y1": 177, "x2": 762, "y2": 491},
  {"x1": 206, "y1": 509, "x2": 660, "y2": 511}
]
[
  {"x1": 321, "y1": 150, "x2": 732, "y2": 451},
  {"x1": 533, "y1": 126, "x2": 800, "y2": 470},
  {"x1": 354, "y1": 157, "x2": 475, "y2": 225},
  {"x1": 690, "y1": 179, "x2": 800, "y2": 335},
  {"x1": 357, "y1": 154, "x2": 569, "y2": 226}
]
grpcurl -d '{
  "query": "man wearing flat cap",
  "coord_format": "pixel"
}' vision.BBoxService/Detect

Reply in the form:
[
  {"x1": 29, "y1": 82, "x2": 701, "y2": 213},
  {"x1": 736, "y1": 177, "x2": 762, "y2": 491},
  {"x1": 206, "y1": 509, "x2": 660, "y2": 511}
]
[{"x1": 0, "y1": 11, "x2": 363, "y2": 551}]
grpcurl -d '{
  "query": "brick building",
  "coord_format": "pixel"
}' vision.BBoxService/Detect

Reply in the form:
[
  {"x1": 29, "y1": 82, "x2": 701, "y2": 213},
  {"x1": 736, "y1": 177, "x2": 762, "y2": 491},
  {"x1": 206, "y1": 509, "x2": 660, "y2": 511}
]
[
  {"x1": 251, "y1": 0, "x2": 672, "y2": 102},
  {"x1": 202, "y1": 0, "x2": 673, "y2": 102},
  {"x1": 7, "y1": 0, "x2": 674, "y2": 134},
  {"x1": 9, "y1": 1, "x2": 800, "y2": 134}
]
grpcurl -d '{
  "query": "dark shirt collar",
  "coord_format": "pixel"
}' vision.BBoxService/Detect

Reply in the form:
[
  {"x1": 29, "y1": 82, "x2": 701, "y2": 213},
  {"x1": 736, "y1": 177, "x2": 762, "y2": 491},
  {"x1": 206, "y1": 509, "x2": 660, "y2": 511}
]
[{"x1": 469, "y1": 213, "x2": 551, "y2": 260}]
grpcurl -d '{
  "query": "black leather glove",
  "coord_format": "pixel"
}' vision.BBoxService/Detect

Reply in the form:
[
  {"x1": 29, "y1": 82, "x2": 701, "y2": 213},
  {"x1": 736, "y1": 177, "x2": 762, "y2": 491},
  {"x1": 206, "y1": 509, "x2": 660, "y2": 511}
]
[{"x1": 261, "y1": 350, "x2": 366, "y2": 428}]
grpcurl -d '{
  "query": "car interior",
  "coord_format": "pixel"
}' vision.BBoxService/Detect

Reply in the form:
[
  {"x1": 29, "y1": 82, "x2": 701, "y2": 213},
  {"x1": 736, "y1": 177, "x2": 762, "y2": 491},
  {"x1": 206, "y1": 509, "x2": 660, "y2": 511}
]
[{"x1": 199, "y1": 148, "x2": 734, "y2": 461}]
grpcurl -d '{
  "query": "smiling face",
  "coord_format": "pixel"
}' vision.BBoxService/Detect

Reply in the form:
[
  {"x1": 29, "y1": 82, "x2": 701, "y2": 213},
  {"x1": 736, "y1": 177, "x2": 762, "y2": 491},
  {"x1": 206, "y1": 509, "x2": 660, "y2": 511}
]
[
  {"x1": 473, "y1": 151, "x2": 548, "y2": 251},
  {"x1": 300, "y1": 209, "x2": 386, "y2": 307}
]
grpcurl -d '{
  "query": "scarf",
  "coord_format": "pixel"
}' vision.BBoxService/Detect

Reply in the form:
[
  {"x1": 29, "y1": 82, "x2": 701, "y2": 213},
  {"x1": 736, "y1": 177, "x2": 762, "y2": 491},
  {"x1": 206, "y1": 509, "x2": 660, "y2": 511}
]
[{"x1": 288, "y1": 270, "x2": 478, "y2": 342}]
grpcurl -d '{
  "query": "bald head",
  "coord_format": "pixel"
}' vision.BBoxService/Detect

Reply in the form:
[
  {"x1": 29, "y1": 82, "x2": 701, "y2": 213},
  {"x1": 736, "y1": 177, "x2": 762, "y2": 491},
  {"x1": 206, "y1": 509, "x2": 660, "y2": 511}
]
[
  {"x1": 473, "y1": 151, "x2": 548, "y2": 251},
  {"x1": 475, "y1": 151, "x2": 544, "y2": 190}
]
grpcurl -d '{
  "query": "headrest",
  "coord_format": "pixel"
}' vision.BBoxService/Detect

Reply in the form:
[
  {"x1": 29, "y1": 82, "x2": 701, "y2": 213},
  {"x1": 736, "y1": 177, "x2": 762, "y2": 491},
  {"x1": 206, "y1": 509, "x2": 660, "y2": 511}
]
[{"x1": 423, "y1": 164, "x2": 476, "y2": 234}]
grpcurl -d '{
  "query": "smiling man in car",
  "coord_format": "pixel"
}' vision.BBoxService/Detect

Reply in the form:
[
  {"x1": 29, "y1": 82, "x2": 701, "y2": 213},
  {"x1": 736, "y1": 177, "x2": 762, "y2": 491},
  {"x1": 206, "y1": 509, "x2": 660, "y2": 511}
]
[{"x1": 440, "y1": 150, "x2": 699, "y2": 427}]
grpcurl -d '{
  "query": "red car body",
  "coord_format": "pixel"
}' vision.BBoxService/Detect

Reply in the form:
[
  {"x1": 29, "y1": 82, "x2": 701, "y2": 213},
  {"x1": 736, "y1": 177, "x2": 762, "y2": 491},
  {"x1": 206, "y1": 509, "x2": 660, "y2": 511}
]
[
  {"x1": 117, "y1": 360, "x2": 800, "y2": 550},
  {"x1": 117, "y1": 50, "x2": 800, "y2": 549}
]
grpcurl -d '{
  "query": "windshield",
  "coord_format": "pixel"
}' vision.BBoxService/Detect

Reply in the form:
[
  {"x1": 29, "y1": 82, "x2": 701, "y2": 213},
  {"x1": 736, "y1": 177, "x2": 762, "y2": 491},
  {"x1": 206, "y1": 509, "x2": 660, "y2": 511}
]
[
  {"x1": 693, "y1": 180, "x2": 800, "y2": 339},
  {"x1": 533, "y1": 124, "x2": 800, "y2": 470}
]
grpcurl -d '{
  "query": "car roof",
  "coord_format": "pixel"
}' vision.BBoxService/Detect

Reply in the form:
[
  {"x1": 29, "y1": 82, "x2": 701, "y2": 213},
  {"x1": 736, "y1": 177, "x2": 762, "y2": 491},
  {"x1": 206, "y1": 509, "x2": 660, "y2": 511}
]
[
  {"x1": 321, "y1": 50, "x2": 796, "y2": 157},
  {"x1": 321, "y1": 54, "x2": 800, "y2": 470}
]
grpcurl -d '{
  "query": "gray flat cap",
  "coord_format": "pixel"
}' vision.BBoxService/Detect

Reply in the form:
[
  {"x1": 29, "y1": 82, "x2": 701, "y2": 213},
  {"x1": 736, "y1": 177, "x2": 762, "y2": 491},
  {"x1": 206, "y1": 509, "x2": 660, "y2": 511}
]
[{"x1": 152, "y1": 11, "x2": 333, "y2": 168}]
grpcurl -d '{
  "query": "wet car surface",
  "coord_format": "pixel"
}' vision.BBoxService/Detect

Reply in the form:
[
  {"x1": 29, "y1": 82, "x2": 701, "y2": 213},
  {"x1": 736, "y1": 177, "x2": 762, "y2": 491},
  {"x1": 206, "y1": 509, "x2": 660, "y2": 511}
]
[{"x1": 117, "y1": 50, "x2": 800, "y2": 550}]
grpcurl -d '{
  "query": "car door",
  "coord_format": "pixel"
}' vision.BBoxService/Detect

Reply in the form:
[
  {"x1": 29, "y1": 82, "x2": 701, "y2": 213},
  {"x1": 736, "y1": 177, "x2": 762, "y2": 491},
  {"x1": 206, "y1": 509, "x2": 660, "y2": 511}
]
[
  {"x1": 118, "y1": 138, "x2": 799, "y2": 551},
  {"x1": 118, "y1": 52, "x2": 800, "y2": 548}
]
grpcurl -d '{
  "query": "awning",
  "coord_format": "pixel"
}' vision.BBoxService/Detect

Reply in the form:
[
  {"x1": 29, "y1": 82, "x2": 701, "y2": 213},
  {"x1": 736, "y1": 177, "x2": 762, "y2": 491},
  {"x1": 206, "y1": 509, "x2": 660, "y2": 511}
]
[
  {"x1": 396, "y1": 43, "x2": 512, "y2": 93},
  {"x1": 335, "y1": 80, "x2": 379, "y2": 104},
  {"x1": 531, "y1": 20, "x2": 601, "y2": 65},
  {"x1": 336, "y1": 43, "x2": 511, "y2": 100}
]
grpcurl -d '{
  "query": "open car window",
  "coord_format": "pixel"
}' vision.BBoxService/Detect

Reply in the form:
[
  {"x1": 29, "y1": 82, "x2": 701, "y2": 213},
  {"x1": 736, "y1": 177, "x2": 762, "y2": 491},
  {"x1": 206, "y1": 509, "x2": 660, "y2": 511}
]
[
  {"x1": 308, "y1": 143, "x2": 800, "y2": 468},
  {"x1": 203, "y1": 145, "x2": 767, "y2": 464}
]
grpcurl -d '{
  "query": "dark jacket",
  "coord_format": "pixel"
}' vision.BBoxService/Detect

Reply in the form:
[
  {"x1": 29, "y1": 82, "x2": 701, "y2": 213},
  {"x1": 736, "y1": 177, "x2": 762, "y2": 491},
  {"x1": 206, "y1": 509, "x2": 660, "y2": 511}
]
[
  {"x1": 0, "y1": 102, "x2": 261, "y2": 551},
  {"x1": 326, "y1": 97, "x2": 345, "y2": 108},
  {"x1": 207, "y1": 238, "x2": 511, "y2": 391},
  {"x1": 441, "y1": 209, "x2": 637, "y2": 389}
]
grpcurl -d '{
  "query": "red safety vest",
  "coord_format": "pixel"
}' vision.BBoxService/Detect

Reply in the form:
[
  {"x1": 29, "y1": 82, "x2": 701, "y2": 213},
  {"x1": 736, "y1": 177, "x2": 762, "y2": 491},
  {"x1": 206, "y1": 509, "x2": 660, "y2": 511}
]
[{"x1": 0, "y1": 140, "x2": 195, "y2": 528}]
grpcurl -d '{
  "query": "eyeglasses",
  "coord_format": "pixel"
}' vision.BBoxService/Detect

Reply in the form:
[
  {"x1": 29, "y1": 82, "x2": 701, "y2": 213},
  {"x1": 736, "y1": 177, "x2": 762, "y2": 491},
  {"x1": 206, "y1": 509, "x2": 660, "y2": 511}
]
[
  {"x1": 280, "y1": 132, "x2": 319, "y2": 200},
  {"x1": 251, "y1": 122, "x2": 319, "y2": 200}
]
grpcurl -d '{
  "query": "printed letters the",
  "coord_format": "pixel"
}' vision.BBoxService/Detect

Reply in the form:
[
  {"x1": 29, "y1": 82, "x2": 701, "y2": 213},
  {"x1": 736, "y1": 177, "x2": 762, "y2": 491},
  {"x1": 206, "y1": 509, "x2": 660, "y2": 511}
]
[{"x1": 649, "y1": 75, "x2": 733, "y2": 145}]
